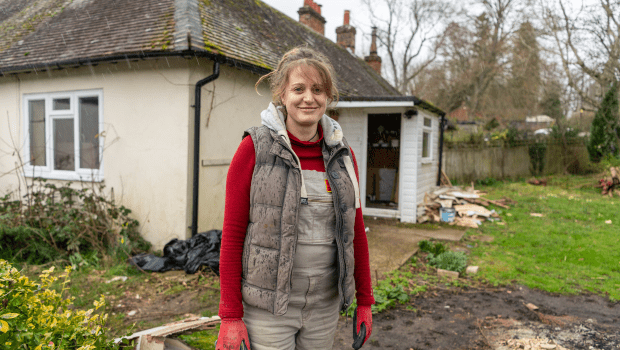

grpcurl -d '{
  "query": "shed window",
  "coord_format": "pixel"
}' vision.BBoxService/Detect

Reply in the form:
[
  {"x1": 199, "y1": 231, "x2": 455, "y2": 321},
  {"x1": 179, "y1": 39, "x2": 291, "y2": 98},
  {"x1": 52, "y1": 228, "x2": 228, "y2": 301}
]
[
  {"x1": 23, "y1": 90, "x2": 103, "y2": 181},
  {"x1": 422, "y1": 117, "x2": 432, "y2": 160}
]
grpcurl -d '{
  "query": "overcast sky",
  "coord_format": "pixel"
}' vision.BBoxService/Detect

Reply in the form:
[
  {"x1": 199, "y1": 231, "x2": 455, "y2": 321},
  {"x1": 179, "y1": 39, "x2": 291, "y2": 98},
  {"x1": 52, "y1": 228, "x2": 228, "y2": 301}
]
[{"x1": 261, "y1": 0, "x2": 376, "y2": 56}]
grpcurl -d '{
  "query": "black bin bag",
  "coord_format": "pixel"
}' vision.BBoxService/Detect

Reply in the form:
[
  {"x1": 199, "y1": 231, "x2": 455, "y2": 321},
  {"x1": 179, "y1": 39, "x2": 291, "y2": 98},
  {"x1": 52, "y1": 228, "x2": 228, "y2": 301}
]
[{"x1": 130, "y1": 229, "x2": 222, "y2": 275}]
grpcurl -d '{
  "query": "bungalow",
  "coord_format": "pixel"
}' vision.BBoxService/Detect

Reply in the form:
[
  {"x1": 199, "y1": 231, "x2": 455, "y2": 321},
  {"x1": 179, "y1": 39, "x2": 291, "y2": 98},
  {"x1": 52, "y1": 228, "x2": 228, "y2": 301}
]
[{"x1": 0, "y1": 0, "x2": 445, "y2": 249}]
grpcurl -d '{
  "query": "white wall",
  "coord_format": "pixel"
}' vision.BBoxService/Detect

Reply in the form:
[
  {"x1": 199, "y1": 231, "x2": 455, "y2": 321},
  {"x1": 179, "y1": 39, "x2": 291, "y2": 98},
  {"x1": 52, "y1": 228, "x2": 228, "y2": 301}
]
[
  {"x1": 0, "y1": 58, "x2": 195, "y2": 250},
  {"x1": 415, "y1": 110, "x2": 440, "y2": 217},
  {"x1": 399, "y1": 114, "x2": 418, "y2": 222}
]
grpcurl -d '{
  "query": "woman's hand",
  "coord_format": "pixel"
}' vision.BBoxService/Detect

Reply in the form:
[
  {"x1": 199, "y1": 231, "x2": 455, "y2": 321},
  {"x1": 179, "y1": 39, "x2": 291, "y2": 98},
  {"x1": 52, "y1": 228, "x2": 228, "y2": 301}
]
[
  {"x1": 352, "y1": 305, "x2": 372, "y2": 349},
  {"x1": 216, "y1": 318, "x2": 251, "y2": 350}
]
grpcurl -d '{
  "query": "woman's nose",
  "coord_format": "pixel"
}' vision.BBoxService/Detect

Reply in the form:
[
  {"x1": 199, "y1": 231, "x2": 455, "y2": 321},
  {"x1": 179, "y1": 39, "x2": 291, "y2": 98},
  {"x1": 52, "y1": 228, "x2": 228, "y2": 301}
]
[{"x1": 302, "y1": 90, "x2": 313, "y2": 102}]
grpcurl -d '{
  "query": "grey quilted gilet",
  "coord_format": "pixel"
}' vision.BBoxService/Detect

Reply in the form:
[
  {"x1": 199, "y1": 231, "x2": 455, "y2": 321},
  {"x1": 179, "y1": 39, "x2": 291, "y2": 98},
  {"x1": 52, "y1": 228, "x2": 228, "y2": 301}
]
[{"x1": 241, "y1": 126, "x2": 357, "y2": 316}]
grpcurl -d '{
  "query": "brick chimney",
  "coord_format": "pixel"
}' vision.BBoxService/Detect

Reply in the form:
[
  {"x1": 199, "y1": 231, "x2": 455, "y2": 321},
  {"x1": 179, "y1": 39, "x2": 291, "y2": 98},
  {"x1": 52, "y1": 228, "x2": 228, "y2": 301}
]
[
  {"x1": 364, "y1": 27, "x2": 382, "y2": 76},
  {"x1": 336, "y1": 10, "x2": 356, "y2": 53},
  {"x1": 298, "y1": 0, "x2": 326, "y2": 36}
]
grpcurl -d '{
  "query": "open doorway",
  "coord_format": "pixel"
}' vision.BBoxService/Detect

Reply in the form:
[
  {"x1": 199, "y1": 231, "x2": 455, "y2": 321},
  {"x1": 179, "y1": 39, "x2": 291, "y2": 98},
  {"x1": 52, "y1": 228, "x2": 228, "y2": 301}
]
[{"x1": 366, "y1": 114, "x2": 401, "y2": 210}]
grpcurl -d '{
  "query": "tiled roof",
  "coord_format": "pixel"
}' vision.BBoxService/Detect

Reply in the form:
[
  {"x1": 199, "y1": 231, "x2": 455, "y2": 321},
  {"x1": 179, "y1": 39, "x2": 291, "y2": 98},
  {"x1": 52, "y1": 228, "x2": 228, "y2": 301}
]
[
  {"x1": 0, "y1": 0, "x2": 399, "y2": 97},
  {"x1": 0, "y1": 0, "x2": 175, "y2": 69},
  {"x1": 199, "y1": 0, "x2": 399, "y2": 96}
]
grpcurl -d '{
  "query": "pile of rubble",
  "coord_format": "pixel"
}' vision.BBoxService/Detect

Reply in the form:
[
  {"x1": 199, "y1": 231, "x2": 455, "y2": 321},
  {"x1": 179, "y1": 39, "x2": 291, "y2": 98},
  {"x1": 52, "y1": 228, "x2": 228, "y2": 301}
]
[
  {"x1": 502, "y1": 338, "x2": 569, "y2": 350},
  {"x1": 596, "y1": 166, "x2": 620, "y2": 197},
  {"x1": 417, "y1": 185, "x2": 515, "y2": 229}
]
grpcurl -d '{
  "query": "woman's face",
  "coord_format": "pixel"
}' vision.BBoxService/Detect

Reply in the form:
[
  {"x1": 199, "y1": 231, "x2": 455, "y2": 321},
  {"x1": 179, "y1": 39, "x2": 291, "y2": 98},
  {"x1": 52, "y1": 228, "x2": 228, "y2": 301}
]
[{"x1": 281, "y1": 65, "x2": 328, "y2": 130}]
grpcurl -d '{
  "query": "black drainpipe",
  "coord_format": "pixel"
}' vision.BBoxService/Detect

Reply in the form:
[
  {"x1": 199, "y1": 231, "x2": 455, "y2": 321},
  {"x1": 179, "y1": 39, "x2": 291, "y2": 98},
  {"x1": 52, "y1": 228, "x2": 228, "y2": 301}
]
[
  {"x1": 191, "y1": 61, "x2": 220, "y2": 237},
  {"x1": 436, "y1": 114, "x2": 446, "y2": 186}
]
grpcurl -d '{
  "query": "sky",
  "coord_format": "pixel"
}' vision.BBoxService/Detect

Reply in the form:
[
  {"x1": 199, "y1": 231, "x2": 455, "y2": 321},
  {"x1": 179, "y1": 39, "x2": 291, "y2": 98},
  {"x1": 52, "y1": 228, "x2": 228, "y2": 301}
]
[{"x1": 261, "y1": 0, "x2": 376, "y2": 56}]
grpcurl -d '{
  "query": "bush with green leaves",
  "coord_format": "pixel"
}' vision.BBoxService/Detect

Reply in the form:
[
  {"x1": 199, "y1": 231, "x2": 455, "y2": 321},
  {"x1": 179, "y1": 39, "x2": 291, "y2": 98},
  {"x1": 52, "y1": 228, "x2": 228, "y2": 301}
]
[
  {"x1": 588, "y1": 83, "x2": 620, "y2": 163},
  {"x1": 528, "y1": 142, "x2": 547, "y2": 176},
  {"x1": 0, "y1": 178, "x2": 150, "y2": 264},
  {"x1": 428, "y1": 251, "x2": 468, "y2": 273},
  {"x1": 0, "y1": 260, "x2": 117, "y2": 349},
  {"x1": 418, "y1": 240, "x2": 446, "y2": 258}
]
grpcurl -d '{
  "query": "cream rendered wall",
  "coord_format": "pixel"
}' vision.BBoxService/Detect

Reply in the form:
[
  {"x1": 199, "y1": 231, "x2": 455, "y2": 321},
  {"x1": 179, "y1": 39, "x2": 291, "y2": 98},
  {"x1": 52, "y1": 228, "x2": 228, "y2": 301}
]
[
  {"x1": 0, "y1": 58, "x2": 195, "y2": 250},
  {"x1": 193, "y1": 63, "x2": 272, "y2": 232},
  {"x1": 0, "y1": 76, "x2": 21, "y2": 195}
]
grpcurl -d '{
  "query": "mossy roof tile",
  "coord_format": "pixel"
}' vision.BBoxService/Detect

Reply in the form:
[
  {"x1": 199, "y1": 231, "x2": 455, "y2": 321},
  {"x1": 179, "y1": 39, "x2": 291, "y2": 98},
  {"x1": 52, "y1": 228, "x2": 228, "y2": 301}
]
[{"x1": 0, "y1": 0, "x2": 399, "y2": 97}]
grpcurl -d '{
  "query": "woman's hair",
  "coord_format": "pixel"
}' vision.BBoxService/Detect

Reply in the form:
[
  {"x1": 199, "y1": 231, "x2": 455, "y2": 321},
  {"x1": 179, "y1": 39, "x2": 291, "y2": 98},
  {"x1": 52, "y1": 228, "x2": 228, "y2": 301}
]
[{"x1": 255, "y1": 46, "x2": 339, "y2": 107}]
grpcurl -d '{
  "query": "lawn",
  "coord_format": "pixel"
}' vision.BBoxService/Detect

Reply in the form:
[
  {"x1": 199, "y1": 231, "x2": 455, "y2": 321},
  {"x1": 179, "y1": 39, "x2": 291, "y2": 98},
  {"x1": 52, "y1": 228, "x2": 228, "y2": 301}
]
[
  {"x1": 469, "y1": 174, "x2": 620, "y2": 301},
  {"x1": 4, "y1": 174, "x2": 619, "y2": 348}
]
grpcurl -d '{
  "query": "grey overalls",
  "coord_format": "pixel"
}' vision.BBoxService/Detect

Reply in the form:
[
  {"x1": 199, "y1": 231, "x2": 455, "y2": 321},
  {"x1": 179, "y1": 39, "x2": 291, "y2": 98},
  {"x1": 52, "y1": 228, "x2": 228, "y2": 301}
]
[
  {"x1": 243, "y1": 170, "x2": 340, "y2": 350},
  {"x1": 240, "y1": 104, "x2": 361, "y2": 350}
]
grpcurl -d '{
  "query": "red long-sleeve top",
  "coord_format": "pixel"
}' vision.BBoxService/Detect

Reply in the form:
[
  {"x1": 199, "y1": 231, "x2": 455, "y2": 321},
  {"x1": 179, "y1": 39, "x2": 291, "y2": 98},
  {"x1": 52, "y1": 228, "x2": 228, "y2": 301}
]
[{"x1": 218, "y1": 127, "x2": 374, "y2": 319}]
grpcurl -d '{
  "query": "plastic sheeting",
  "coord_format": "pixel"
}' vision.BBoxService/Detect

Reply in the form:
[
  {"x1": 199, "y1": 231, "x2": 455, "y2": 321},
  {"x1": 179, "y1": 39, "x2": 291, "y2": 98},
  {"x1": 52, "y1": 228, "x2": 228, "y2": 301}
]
[{"x1": 130, "y1": 230, "x2": 222, "y2": 275}]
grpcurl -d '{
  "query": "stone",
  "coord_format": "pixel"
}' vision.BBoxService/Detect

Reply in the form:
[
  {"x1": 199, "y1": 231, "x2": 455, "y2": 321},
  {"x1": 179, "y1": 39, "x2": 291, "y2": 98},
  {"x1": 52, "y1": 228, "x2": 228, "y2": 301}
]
[
  {"x1": 437, "y1": 268, "x2": 459, "y2": 279},
  {"x1": 466, "y1": 266, "x2": 479, "y2": 274}
]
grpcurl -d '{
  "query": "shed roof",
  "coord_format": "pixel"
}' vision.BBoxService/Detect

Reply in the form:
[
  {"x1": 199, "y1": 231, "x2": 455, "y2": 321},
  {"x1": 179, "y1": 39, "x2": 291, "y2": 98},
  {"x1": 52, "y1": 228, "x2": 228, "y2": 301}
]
[{"x1": 0, "y1": 0, "x2": 400, "y2": 97}]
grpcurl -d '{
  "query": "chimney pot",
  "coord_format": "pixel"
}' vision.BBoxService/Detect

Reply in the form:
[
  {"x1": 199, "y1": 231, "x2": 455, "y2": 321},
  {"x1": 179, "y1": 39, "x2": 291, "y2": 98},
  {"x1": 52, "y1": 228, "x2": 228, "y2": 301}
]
[
  {"x1": 336, "y1": 10, "x2": 356, "y2": 53},
  {"x1": 365, "y1": 26, "x2": 382, "y2": 75},
  {"x1": 298, "y1": 0, "x2": 326, "y2": 36}
]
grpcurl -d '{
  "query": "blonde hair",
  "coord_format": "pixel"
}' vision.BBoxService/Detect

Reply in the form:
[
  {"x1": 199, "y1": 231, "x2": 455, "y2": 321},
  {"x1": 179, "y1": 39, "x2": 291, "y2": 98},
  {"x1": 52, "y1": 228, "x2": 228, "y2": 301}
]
[{"x1": 256, "y1": 46, "x2": 339, "y2": 107}]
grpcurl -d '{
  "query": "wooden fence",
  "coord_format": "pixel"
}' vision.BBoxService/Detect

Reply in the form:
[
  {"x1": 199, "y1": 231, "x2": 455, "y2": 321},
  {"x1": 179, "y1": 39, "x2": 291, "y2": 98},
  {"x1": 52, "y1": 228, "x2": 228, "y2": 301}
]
[{"x1": 442, "y1": 143, "x2": 591, "y2": 183}]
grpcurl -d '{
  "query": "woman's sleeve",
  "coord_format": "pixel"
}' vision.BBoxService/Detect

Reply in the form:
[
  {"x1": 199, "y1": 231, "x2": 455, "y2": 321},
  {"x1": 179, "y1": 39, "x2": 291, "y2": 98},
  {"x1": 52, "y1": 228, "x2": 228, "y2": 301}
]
[
  {"x1": 218, "y1": 136, "x2": 256, "y2": 320},
  {"x1": 350, "y1": 149, "x2": 376, "y2": 307}
]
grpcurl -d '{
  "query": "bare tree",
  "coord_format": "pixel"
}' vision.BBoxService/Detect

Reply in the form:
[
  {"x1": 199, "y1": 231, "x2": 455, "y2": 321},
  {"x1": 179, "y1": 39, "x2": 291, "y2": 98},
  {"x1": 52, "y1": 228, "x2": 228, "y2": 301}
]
[
  {"x1": 540, "y1": 0, "x2": 620, "y2": 111},
  {"x1": 362, "y1": 0, "x2": 454, "y2": 94}
]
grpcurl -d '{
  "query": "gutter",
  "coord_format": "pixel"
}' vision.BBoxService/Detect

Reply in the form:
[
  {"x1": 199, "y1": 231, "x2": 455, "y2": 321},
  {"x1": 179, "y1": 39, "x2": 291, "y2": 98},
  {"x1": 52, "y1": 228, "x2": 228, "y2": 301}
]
[
  {"x1": 339, "y1": 95, "x2": 446, "y2": 118},
  {"x1": 0, "y1": 50, "x2": 269, "y2": 77},
  {"x1": 191, "y1": 61, "x2": 220, "y2": 237},
  {"x1": 436, "y1": 114, "x2": 446, "y2": 186}
]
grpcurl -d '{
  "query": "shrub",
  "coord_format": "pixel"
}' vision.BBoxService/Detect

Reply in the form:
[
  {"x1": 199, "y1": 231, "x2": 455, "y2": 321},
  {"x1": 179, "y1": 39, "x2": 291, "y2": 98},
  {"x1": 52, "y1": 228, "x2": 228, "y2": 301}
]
[
  {"x1": 0, "y1": 179, "x2": 150, "y2": 264},
  {"x1": 528, "y1": 142, "x2": 547, "y2": 176},
  {"x1": 588, "y1": 83, "x2": 620, "y2": 163},
  {"x1": 0, "y1": 260, "x2": 117, "y2": 349},
  {"x1": 428, "y1": 251, "x2": 468, "y2": 273},
  {"x1": 418, "y1": 240, "x2": 446, "y2": 257}
]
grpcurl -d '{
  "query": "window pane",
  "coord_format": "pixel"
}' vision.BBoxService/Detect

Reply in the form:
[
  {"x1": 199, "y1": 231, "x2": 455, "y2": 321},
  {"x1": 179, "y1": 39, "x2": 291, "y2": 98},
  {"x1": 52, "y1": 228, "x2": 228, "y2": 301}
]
[
  {"x1": 422, "y1": 131, "x2": 430, "y2": 158},
  {"x1": 54, "y1": 119, "x2": 75, "y2": 171},
  {"x1": 424, "y1": 117, "x2": 432, "y2": 127},
  {"x1": 53, "y1": 98, "x2": 70, "y2": 110},
  {"x1": 79, "y1": 97, "x2": 99, "y2": 169},
  {"x1": 28, "y1": 100, "x2": 46, "y2": 166}
]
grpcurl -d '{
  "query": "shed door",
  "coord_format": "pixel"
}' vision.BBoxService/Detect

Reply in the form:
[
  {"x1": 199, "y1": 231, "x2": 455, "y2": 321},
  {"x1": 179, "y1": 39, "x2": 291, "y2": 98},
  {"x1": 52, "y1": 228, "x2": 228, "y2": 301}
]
[{"x1": 365, "y1": 114, "x2": 401, "y2": 214}]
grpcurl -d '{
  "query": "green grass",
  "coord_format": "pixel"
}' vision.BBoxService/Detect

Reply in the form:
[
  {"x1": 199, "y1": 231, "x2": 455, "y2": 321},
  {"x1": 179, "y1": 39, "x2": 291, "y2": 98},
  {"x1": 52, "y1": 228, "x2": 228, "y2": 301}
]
[
  {"x1": 469, "y1": 174, "x2": 620, "y2": 301},
  {"x1": 176, "y1": 325, "x2": 219, "y2": 350}
]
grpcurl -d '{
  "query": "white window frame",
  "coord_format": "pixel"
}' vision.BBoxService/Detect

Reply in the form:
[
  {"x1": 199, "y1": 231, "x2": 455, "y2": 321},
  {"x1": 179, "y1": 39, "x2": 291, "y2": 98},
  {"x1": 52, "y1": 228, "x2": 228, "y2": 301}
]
[
  {"x1": 421, "y1": 116, "x2": 433, "y2": 163},
  {"x1": 23, "y1": 89, "x2": 104, "y2": 182}
]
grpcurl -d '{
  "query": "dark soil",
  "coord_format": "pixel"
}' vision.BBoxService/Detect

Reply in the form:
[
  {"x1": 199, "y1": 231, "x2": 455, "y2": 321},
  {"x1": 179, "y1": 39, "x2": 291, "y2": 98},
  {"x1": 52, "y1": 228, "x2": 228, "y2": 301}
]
[{"x1": 332, "y1": 286, "x2": 620, "y2": 350}]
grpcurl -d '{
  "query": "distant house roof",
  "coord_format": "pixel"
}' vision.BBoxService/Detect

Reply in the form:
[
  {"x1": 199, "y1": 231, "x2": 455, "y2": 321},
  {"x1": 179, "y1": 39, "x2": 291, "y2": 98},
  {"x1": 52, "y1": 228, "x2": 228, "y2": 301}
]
[
  {"x1": 525, "y1": 115, "x2": 555, "y2": 124},
  {"x1": 0, "y1": 0, "x2": 400, "y2": 97}
]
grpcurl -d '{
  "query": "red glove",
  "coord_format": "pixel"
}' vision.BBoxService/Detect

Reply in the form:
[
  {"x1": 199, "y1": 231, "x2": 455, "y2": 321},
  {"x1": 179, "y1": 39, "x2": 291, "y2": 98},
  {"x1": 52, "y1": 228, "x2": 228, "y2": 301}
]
[
  {"x1": 216, "y1": 319, "x2": 251, "y2": 350},
  {"x1": 352, "y1": 306, "x2": 372, "y2": 349}
]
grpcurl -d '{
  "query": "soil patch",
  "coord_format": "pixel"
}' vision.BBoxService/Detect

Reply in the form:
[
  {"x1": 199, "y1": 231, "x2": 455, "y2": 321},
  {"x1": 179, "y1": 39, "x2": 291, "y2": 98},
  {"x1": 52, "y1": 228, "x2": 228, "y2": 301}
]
[
  {"x1": 106, "y1": 269, "x2": 220, "y2": 337},
  {"x1": 332, "y1": 286, "x2": 619, "y2": 350}
]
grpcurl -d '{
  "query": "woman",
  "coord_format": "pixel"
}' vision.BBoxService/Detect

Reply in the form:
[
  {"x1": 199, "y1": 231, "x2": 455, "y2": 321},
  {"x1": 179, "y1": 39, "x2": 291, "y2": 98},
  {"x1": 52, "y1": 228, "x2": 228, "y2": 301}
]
[{"x1": 216, "y1": 47, "x2": 374, "y2": 350}]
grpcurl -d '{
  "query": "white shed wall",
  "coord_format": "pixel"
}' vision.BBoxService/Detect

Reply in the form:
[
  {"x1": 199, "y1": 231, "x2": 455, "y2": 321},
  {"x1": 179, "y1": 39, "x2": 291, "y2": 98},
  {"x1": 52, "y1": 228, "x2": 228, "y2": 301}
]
[
  {"x1": 399, "y1": 115, "x2": 418, "y2": 222},
  {"x1": 416, "y1": 110, "x2": 440, "y2": 216}
]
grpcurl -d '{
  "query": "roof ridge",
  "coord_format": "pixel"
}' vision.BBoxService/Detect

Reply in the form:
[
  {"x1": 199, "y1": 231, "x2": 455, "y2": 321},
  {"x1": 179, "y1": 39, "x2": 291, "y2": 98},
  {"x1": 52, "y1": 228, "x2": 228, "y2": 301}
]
[{"x1": 174, "y1": 0, "x2": 204, "y2": 50}]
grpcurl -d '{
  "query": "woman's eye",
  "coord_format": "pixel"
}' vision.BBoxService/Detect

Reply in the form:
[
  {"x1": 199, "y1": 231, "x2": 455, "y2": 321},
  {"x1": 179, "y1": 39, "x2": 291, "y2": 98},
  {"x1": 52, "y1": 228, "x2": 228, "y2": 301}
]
[{"x1": 294, "y1": 87, "x2": 303, "y2": 92}]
